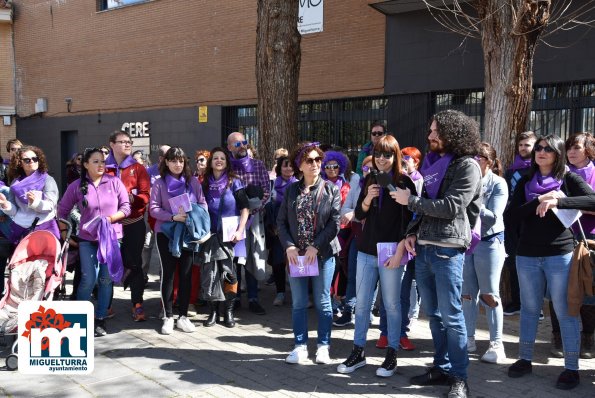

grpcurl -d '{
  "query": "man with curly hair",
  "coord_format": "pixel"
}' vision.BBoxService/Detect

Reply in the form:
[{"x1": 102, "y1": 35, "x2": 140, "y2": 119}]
[{"x1": 392, "y1": 110, "x2": 482, "y2": 398}]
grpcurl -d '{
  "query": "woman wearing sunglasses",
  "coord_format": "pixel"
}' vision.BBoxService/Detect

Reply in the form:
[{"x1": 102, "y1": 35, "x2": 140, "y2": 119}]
[
  {"x1": 194, "y1": 149, "x2": 210, "y2": 183},
  {"x1": 0, "y1": 146, "x2": 60, "y2": 242},
  {"x1": 322, "y1": 151, "x2": 351, "y2": 206},
  {"x1": 504, "y1": 134, "x2": 595, "y2": 390},
  {"x1": 66, "y1": 152, "x2": 83, "y2": 185},
  {"x1": 277, "y1": 142, "x2": 341, "y2": 365},
  {"x1": 337, "y1": 135, "x2": 416, "y2": 378}
]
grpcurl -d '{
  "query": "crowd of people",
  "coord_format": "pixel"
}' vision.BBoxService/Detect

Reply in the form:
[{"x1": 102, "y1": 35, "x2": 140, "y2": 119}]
[{"x1": 0, "y1": 109, "x2": 593, "y2": 397}]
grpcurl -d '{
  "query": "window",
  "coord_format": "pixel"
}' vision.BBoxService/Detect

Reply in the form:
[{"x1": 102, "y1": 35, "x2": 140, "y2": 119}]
[{"x1": 97, "y1": 0, "x2": 150, "y2": 11}]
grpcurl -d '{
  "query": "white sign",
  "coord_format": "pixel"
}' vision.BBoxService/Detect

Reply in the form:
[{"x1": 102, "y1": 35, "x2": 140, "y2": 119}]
[
  {"x1": 298, "y1": 0, "x2": 323, "y2": 35},
  {"x1": 121, "y1": 121, "x2": 150, "y2": 137}
]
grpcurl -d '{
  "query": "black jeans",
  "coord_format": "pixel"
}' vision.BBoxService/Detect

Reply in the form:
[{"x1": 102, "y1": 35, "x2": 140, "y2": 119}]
[
  {"x1": 157, "y1": 233, "x2": 193, "y2": 318},
  {"x1": 272, "y1": 262, "x2": 286, "y2": 294},
  {"x1": 122, "y1": 220, "x2": 146, "y2": 305}
]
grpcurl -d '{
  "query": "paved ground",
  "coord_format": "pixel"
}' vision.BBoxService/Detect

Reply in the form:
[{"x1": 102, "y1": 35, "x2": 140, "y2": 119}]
[{"x1": 1, "y1": 248, "x2": 594, "y2": 397}]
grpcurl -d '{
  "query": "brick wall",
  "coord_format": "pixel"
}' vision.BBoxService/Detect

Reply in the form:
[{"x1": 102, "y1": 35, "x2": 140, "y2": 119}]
[
  {"x1": 13, "y1": 0, "x2": 385, "y2": 116},
  {"x1": 0, "y1": 18, "x2": 16, "y2": 150}
]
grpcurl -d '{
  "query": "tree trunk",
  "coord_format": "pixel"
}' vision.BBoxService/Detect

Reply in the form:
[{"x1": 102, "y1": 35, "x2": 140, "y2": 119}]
[
  {"x1": 256, "y1": 0, "x2": 301, "y2": 169},
  {"x1": 479, "y1": 0, "x2": 550, "y2": 165}
]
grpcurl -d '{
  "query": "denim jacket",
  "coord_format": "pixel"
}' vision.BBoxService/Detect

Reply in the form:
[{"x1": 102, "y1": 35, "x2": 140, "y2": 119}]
[
  {"x1": 161, "y1": 203, "x2": 211, "y2": 257},
  {"x1": 406, "y1": 156, "x2": 482, "y2": 248},
  {"x1": 480, "y1": 170, "x2": 508, "y2": 237}
]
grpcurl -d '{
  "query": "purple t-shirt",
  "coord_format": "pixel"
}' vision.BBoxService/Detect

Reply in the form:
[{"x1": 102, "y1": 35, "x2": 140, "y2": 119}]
[{"x1": 206, "y1": 178, "x2": 244, "y2": 233}]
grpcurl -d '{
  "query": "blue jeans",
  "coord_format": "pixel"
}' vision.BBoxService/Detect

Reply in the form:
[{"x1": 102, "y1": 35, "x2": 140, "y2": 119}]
[
  {"x1": 517, "y1": 253, "x2": 580, "y2": 370},
  {"x1": 236, "y1": 261, "x2": 259, "y2": 301},
  {"x1": 462, "y1": 239, "x2": 505, "y2": 342},
  {"x1": 354, "y1": 251, "x2": 404, "y2": 350},
  {"x1": 78, "y1": 241, "x2": 112, "y2": 320},
  {"x1": 343, "y1": 238, "x2": 358, "y2": 313},
  {"x1": 288, "y1": 256, "x2": 335, "y2": 346},
  {"x1": 400, "y1": 259, "x2": 417, "y2": 337},
  {"x1": 415, "y1": 244, "x2": 468, "y2": 380}
]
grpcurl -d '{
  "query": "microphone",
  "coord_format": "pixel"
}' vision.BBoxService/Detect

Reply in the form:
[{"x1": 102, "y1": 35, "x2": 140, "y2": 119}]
[
  {"x1": 370, "y1": 170, "x2": 379, "y2": 207},
  {"x1": 376, "y1": 171, "x2": 397, "y2": 192}
]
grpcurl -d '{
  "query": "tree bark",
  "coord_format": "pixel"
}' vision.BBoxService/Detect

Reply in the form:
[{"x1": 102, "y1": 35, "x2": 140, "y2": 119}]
[
  {"x1": 256, "y1": 0, "x2": 301, "y2": 169},
  {"x1": 478, "y1": 0, "x2": 550, "y2": 165}
]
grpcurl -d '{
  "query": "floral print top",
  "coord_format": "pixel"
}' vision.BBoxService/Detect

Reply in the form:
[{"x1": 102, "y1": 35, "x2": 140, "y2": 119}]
[{"x1": 296, "y1": 188, "x2": 316, "y2": 251}]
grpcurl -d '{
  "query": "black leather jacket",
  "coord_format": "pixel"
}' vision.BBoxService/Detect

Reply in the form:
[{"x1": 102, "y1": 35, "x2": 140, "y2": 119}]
[{"x1": 277, "y1": 177, "x2": 341, "y2": 261}]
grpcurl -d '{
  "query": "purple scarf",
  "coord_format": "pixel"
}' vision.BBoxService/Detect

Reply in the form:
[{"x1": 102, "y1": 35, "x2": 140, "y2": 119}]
[
  {"x1": 524, "y1": 173, "x2": 562, "y2": 201},
  {"x1": 509, "y1": 154, "x2": 532, "y2": 171},
  {"x1": 10, "y1": 171, "x2": 47, "y2": 205},
  {"x1": 97, "y1": 218, "x2": 124, "y2": 283},
  {"x1": 274, "y1": 176, "x2": 297, "y2": 203},
  {"x1": 207, "y1": 172, "x2": 229, "y2": 199},
  {"x1": 324, "y1": 175, "x2": 346, "y2": 191},
  {"x1": 105, "y1": 153, "x2": 136, "y2": 177},
  {"x1": 409, "y1": 170, "x2": 423, "y2": 181},
  {"x1": 165, "y1": 173, "x2": 188, "y2": 197},
  {"x1": 230, "y1": 155, "x2": 254, "y2": 173},
  {"x1": 569, "y1": 162, "x2": 595, "y2": 186},
  {"x1": 420, "y1": 152, "x2": 455, "y2": 199}
]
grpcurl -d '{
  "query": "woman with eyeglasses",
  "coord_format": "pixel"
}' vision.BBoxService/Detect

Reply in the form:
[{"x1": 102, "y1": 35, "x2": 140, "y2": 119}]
[
  {"x1": 277, "y1": 142, "x2": 341, "y2": 365},
  {"x1": 150, "y1": 147, "x2": 208, "y2": 335},
  {"x1": 57, "y1": 147, "x2": 131, "y2": 337},
  {"x1": 99, "y1": 146, "x2": 110, "y2": 160},
  {"x1": 66, "y1": 152, "x2": 83, "y2": 185},
  {"x1": 504, "y1": 135, "x2": 595, "y2": 390},
  {"x1": 337, "y1": 135, "x2": 416, "y2": 378},
  {"x1": 0, "y1": 146, "x2": 60, "y2": 243},
  {"x1": 462, "y1": 143, "x2": 508, "y2": 364},
  {"x1": 194, "y1": 149, "x2": 210, "y2": 183}
]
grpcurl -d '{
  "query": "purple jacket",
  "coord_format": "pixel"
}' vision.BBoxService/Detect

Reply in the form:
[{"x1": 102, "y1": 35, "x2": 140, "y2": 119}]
[
  {"x1": 149, "y1": 175, "x2": 207, "y2": 234},
  {"x1": 58, "y1": 175, "x2": 131, "y2": 241}
]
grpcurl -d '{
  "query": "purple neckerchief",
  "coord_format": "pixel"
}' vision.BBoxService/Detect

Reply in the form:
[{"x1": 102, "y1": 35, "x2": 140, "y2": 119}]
[
  {"x1": 10, "y1": 171, "x2": 47, "y2": 205},
  {"x1": 569, "y1": 162, "x2": 595, "y2": 186},
  {"x1": 420, "y1": 152, "x2": 455, "y2": 199},
  {"x1": 105, "y1": 153, "x2": 136, "y2": 178},
  {"x1": 97, "y1": 218, "x2": 124, "y2": 283},
  {"x1": 409, "y1": 170, "x2": 423, "y2": 181},
  {"x1": 165, "y1": 173, "x2": 187, "y2": 197},
  {"x1": 274, "y1": 175, "x2": 297, "y2": 203},
  {"x1": 509, "y1": 154, "x2": 532, "y2": 171},
  {"x1": 294, "y1": 142, "x2": 320, "y2": 168},
  {"x1": 230, "y1": 155, "x2": 254, "y2": 173},
  {"x1": 324, "y1": 175, "x2": 345, "y2": 191},
  {"x1": 207, "y1": 172, "x2": 228, "y2": 199},
  {"x1": 524, "y1": 172, "x2": 562, "y2": 201}
]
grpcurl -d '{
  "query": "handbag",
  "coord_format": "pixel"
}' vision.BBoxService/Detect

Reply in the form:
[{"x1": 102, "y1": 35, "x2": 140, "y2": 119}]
[{"x1": 571, "y1": 220, "x2": 595, "y2": 306}]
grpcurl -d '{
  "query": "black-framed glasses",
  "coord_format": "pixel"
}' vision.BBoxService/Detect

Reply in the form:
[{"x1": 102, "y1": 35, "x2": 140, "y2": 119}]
[
  {"x1": 196, "y1": 157, "x2": 206, "y2": 163},
  {"x1": 374, "y1": 152, "x2": 394, "y2": 159},
  {"x1": 324, "y1": 164, "x2": 340, "y2": 170},
  {"x1": 100, "y1": 149, "x2": 110, "y2": 155},
  {"x1": 304, "y1": 157, "x2": 322, "y2": 165},
  {"x1": 76, "y1": 157, "x2": 82, "y2": 161},
  {"x1": 21, "y1": 157, "x2": 39, "y2": 164},
  {"x1": 115, "y1": 140, "x2": 133, "y2": 146},
  {"x1": 371, "y1": 131, "x2": 385, "y2": 137},
  {"x1": 233, "y1": 140, "x2": 248, "y2": 148},
  {"x1": 535, "y1": 144, "x2": 555, "y2": 153}
]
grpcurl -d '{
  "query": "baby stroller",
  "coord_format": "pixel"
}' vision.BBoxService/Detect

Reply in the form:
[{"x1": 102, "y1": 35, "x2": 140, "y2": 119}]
[{"x1": 0, "y1": 220, "x2": 72, "y2": 371}]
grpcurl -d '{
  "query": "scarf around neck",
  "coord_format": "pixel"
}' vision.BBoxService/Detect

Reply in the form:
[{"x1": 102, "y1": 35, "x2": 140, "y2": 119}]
[
  {"x1": 230, "y1": 155, "x2": 254, "y2": 173},
  {"x1": 420, "y1": 152, "x2": 455, "y2": 199},
  {"x1": 409, "y1": 170, "x2": 423, "y2": 181},
  {"x1": 524, "y1": 172, "x2": 562, "y2": 201},
  {"x1": 509, "y1": 154, "x2": 532, "y2": 172},
  {"x1": 569, "y1": 162, "x2": 595, "y2": 186},
  {"x1": 105, "y1": 153, "x2": 136, "y2": 177},
  {"x1": 165, "y1": 173, "x2": 187, "y2": 197},
  {"x1": 10, "y1": 171, "x2": 47, "y2": 205},
  {"x1": 207, "y1": 172, "x2": 229, "y2": 199},
  {"x1": 274, "y1": 175, "x2": 297, "y2": 203}
]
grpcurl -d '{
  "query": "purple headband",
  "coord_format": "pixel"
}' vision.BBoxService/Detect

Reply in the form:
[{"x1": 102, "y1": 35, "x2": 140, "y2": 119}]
[{"x1": 295, "y1": 142, "x2": 320, "y2": 168}]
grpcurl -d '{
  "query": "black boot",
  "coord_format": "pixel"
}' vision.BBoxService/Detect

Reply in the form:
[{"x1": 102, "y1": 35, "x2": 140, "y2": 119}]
[
  {"x1": 224, "y1": 299, "x2": 236, "y2": 328},
  {"x1": 203, "y1": 302, "x2": 219, "y2": 327}
]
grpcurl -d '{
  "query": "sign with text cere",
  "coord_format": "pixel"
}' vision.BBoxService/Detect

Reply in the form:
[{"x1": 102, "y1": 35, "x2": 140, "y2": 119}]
[
  {"x1": 121, "y1": 121, "x2": 150, "y2": 152},
  {"x1": 298, "y1": 0, "x2": 323, "y2": 35}
]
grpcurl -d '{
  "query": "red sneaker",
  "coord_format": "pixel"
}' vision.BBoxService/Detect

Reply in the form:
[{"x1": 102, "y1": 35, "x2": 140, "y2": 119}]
[
  {"x1": 132, "y1": 304, "x2": 146, "y2": 322},
  {"x1": 376, "y1": 335, "x2": 388, "y2": 349},
  {"x1": 400, "y1": 336, "x2": 416, "y2": 351}
]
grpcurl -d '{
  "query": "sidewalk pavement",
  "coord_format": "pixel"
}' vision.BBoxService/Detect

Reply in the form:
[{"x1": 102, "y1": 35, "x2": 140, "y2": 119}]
[{"x1": 1, "y1": 249, "x2": 594, "y2": 397}]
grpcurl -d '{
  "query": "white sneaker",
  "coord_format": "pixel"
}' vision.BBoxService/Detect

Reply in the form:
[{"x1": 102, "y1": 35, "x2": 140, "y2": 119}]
[
  {"x1": 467, "y1": 336, "x2": 477, "y2": 353},
  {"x1": 273, "y1": 293, "x2": 285, "y2": 306},
  {"x1": 481, "y1": 341, "x2": 506, "y2": 364},
  {"x1": 286, "y1": 345, "x2": 308, "y2": 364},
  {"x1": 187, "y1": 304, "x2": 198, "y2": 317},
  {"x1": 315, "y1": 344, "x2": 332, "y2": 364},
  {"x1": 161, "y1": 317, "x2": 174, "y2": 335},
  {"x1": 177, "y1": 316, "x2": 196, "y2": 333}
]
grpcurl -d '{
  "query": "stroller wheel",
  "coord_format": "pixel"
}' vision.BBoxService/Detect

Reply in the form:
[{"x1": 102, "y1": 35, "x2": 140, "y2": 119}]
[{"x1": 5, "y1": 353, "x2": 18, "y2": 371}]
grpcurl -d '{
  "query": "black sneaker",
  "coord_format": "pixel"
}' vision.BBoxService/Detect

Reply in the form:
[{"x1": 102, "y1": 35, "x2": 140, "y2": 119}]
[
  {"x1": 448, "y1": 376, "x2": 469, "y2": 398},
  {"x1": 337, "y1": 345, "x2": 366, "y2": 374},
  {"x1": 333, "y1": 312, "x2": 353, "y2": 327},
  {"x1": 94, "y1": 319, "x2": 107, "y2": 337},
  {"x1": 556, "y1": 369, "x2": 579, "y2": 390},
  {"x1": 248, "y1": 300, "x2": 266, "y2": 315},
  {"x1": 376, "y1": 347, "x2": 397, "y2": 377},
  {"x1": 508, "y1": 359, "x2": 532, "y2": 378},
  {"x1": 264, "y1": 274, "x2": 275, "y2": 286},
  {"x1": 503, "y1": 304, "x2": 520, "y2": 316},
  {"x1": 410, "y1": 366, "x2": 450, "y2": 386}
]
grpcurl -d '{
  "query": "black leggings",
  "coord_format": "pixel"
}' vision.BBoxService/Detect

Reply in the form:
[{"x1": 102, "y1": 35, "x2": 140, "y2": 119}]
[
  {"x1": 157, "y1": 233, "x2": 193, "y2": 318},
  {"x1": 272, "y1": 262, "x2": 286, "y2": 293},
  {"x1": 550, "y1": 300, "x2": 595, "y2": 334},
  {"x1": 122, "y1": 220, "x2": 147, "y2": 305}
]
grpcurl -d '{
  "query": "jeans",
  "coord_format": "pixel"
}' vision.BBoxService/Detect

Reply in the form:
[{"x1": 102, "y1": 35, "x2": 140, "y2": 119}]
[
  {"x1": 400, "y1": 259, "x2": 418, "y2": 337},
  {"x1": 354, "y1": 251, "x2": 404, "y2": 350},
  {"x1": 415, "y1": 244, "x2": 468, "y2": 380},
  {"x1": 236, "y1": 261, "x2": 259, "y2": 301},
  {"x1": 288, "y1": 256, "x2": 335, "y2": 346},
  {"x1": 343, "y1": 237, "x2": 358, "y2": 313},
  {"x1": 517, "y1": 253, "x2": 580, "y2": 370},
  {"x1": 462, "y1": 239, "x2": 505, "y2": 342},
  {"x1": 78, "y1": 241, "x2": 112, "y2": 320}
]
